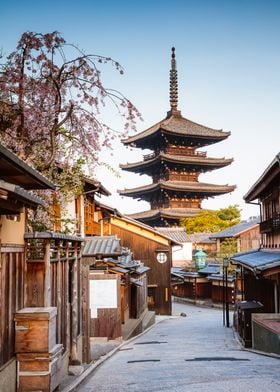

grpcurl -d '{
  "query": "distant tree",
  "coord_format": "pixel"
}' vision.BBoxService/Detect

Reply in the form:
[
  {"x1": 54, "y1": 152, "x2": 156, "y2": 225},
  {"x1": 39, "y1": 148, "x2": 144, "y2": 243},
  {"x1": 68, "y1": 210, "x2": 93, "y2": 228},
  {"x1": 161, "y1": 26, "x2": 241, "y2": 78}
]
[
  {"x1": 217, "y1": 204, "x2": 241, "y2": 223},
  {"x1": 0, "y1": 31, "x2": 141, "y2": 230},
  {"x1": 181, "y1": 205, "x2": 241, "y2": 234}
]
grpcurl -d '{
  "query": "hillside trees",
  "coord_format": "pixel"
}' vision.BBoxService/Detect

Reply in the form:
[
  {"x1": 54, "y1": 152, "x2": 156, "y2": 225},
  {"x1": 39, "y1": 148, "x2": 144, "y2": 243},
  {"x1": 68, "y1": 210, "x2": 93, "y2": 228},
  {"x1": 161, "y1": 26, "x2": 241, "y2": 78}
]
[{"x1": 0, "y1": 31, "x2": 141, "y2": 229}]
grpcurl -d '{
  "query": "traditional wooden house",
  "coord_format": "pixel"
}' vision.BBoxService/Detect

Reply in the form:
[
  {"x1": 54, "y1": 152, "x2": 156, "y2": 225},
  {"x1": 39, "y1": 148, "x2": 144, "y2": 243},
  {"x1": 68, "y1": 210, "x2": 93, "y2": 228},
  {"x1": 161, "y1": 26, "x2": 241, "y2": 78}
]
[
  {"x1": 56, "y1": 179, "x2": 176, "y2": 316},
  {"x1": 118, "y1": 47, "x2": 235, "y2": 227},
  {"x1": 107, "y1": 215, "x2": 177, "y2": 315},
  {"x1": 210, "y1": 217, "x2": 260, "y2": 254},
  {"x1": 0, "y1": 143, "x2": 54, "y2": 391},
  {"x1": 52, "y1": 177, "x2": 111, "y2": 235},
  {"x1": 171, "y1": 268, "x2": 211, "y2": 300},
  {"x1": 171, "y1": 264, "x2": 235, "y2": 306},
  {"x1": 83, "y1": 235, "x2": 151, "y2": 340},
  {"x1": 0, "y1": 144, "x2": 88, "y2": 391},
  {"x1": 155, "y1": 227, "x2": 192, "y2": 267},
  {"x1": 231, "y1": 153, "x2": 280, "y2": 350}
]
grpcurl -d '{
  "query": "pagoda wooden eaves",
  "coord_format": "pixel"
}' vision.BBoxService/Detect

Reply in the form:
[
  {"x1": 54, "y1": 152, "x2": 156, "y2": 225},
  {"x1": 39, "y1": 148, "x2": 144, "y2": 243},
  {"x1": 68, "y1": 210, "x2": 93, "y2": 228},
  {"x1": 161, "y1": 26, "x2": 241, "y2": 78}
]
[
  {"x1": 119, "y1": 180, "x2": 236, "y2": 201},
  {"x1": 126, "y1": 207, "x2": 201, "y2": 225},
  {"x1": 120, "y1": 153, "x2": 233, "y2": 174}
]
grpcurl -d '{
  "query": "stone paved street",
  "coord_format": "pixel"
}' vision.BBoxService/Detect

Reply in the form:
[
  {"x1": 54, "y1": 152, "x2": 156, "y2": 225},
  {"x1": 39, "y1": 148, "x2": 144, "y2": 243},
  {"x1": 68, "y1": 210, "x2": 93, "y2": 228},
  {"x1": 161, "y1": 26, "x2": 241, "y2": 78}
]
[{"x1": 76, "y1": 302, "x2": 280, "y2": 391}]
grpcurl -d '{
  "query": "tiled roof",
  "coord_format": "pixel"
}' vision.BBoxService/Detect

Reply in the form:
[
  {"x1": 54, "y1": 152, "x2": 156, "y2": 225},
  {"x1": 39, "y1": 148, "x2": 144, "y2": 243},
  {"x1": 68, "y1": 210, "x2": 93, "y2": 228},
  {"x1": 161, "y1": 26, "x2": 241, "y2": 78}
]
[
  {"x1": 187, "y1": 233, "x2": 216, "y2": 243},
  {"x1": 119, "y1": 181, "x2": 236, "y2": 196},
  {"x1": 83, "y1": 235, "x2": 123, "y2": 256},
  {"x1": 198, "y1": 263, "x2": 221, "y2": 275},
  {"x1": 24, "y1": 231, "x2": 84, "y2": 242},
  {"x1": 84, "y1": 177, "x2": 111, "y2": 196},
  {"x1": 120, "y1": 153, "x2": 233, "y2": 172},
  {"x1": 123, "y1": 114, "x2": 230, "y2": 145},
  {"x1": 127, "y1": 208, "x2": 201, "y2": 221},
  {"x1": 209, "y1": 217, "x2": 260, "y2": 239},
  {"x1": 0, "y1": 179, "x2": 46, "y2": 209},
  {"x1": 155, "y1": 227, "x2": 190, "y2": 243},
  {"x1": 231, "y1": 249, "x2": 280, "y2": 272},
  {"x1": 244, "y1": 152, "x2": 280, "y2": 202},
  {"x1": 0, "y1": 143, "x2": 56, "y2": 190}
]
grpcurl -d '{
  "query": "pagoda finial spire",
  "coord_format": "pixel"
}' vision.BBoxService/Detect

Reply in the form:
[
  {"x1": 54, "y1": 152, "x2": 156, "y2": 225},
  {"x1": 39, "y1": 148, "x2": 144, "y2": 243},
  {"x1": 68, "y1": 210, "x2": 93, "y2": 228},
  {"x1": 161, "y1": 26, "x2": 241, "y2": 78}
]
[{"x1": 168, "y1": 47, "x2": 181, "y2": 117}]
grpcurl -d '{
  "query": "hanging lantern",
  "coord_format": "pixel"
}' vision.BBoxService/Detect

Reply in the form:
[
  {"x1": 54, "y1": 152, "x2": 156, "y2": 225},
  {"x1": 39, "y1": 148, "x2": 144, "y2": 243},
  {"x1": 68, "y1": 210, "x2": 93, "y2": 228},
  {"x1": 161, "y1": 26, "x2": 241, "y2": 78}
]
[{"x1": 194, "y1": 248, "x2": 207, "y2": 270}]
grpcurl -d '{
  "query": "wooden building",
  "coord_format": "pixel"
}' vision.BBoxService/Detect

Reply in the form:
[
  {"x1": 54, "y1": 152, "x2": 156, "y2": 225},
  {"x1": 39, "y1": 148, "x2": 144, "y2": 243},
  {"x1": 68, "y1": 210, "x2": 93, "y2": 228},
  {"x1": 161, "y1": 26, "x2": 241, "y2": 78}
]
[
  {"x1": 0, "y1": 143, "x2": 88, "y2": 391},
  {"x1": 67, "y1": 191, "x2": 176, "y2": 316},
  {"x1": 83, "y1": 235, "x2": 151, "y2": 340},
  {"x1": 210, "y1": 217, "x2": 260, "y2": 254},
  {"x1": 53, "y1": 179, "x2": 176, "y2": 316},
  {"x1": 108, "y1": 215, "x2": 176, "y2": 315},
  {"x1": 52, "y1": 177, "x2": 111, "y2": 236},
  {"x1": 0, "y1": 143, "x2": 54, "y2": 391},
  {"x1": 231, "y1": 153, "x2": 280, "y2": 348},
  {"x1": 118, "y1": 47, "x2": 235, "y2": 227},
  {"x1": 171, "y1": 265, "x2": 235, "y2": 305}
]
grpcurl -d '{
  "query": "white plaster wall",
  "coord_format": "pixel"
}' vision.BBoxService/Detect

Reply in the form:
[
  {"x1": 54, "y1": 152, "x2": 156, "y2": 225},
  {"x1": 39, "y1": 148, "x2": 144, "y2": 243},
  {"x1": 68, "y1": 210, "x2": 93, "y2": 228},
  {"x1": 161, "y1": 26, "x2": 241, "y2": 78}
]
[
  {"x1": 62, "y1": 199, "x2": 77, "y2": 234},
  {"x1": 172, "y1": 242, "x2": 193, "y2": 266},
  {"x1": 0, "y1": 212, "x2": 25, "y2": 245}
]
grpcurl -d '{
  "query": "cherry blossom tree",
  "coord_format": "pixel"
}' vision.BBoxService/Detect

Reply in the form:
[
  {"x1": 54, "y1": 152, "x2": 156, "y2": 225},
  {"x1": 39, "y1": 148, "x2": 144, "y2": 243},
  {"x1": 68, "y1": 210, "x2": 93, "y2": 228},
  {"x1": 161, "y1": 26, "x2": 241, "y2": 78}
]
[
  {"x1": 0, "y1": 31, "x2": 141, "y2": 230},
  {"x1": 0, "y1": 31, "x2": 141, "y2": 171}
]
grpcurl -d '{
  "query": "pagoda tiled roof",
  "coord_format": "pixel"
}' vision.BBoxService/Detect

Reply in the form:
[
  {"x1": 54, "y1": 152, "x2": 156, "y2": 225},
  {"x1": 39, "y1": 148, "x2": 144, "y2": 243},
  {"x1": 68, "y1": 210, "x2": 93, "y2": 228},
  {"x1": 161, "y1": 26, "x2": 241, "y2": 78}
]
[
  {"x1": 120, "y1": 152, "x2": 233, "y2": 172},
  {"x1": 119, "y1": 180, "x2": 236, "y2": 197},
  {"x1": 127, "y1": 207, "x2": 201, "y2": 221},
  {"x1": 123, "y1": 113, "x2": 230, "y2": 146}
]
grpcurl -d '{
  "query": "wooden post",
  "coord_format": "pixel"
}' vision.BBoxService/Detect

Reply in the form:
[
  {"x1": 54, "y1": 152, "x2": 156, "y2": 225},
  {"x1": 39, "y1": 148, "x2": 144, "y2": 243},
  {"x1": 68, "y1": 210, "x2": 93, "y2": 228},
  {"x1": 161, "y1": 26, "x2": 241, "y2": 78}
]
[
  {"x1": 57, "y1": 239, "x2": 62, "y2": 345},
  {"x1": 70, "y1": 241, "x2": 79, "y2": 364},
  {"x1": 81, "y1": 260, "x2": 90, "y2": 363},
  {"x1": 44, "y1": 239, "x2": 51, "y2": 307}
]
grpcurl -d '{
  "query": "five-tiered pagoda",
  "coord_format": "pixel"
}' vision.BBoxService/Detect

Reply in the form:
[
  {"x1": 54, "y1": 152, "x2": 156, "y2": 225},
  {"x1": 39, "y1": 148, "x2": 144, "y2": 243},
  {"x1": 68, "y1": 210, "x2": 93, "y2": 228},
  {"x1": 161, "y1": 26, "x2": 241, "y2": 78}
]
[{"x1": 119, "y1": 48, "x2": 235, "y2": 227}]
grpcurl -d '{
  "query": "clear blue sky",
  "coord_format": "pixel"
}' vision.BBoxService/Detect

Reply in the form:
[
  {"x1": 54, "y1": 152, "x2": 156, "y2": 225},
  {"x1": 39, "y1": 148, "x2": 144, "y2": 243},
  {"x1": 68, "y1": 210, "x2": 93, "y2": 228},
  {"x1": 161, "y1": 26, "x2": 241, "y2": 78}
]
[{"x1": 1, "y1": 0, "x2": 280, "y2": 219}]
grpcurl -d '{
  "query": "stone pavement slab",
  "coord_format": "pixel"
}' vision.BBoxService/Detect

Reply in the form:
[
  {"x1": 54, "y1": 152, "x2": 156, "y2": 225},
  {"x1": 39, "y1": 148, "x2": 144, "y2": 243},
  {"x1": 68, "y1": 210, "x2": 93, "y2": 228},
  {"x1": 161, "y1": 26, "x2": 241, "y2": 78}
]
[{"x1": 74, "y1": 302, "x2": 280, "y2": 392}]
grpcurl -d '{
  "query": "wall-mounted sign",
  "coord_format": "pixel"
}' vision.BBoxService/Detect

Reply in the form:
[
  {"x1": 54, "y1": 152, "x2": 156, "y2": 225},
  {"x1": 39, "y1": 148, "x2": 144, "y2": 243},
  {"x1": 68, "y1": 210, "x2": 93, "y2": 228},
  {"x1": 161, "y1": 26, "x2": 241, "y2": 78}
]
[{"x1": 156, "y1": 252, "x2": 168, "y2": 264}]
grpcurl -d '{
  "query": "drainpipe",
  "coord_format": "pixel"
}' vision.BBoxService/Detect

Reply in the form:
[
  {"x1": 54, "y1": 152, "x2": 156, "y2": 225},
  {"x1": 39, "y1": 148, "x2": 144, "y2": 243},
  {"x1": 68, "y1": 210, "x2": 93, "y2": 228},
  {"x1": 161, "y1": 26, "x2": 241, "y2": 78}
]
[{"x1": 274, "y1": 281, "x2": 278, "y2": 313}]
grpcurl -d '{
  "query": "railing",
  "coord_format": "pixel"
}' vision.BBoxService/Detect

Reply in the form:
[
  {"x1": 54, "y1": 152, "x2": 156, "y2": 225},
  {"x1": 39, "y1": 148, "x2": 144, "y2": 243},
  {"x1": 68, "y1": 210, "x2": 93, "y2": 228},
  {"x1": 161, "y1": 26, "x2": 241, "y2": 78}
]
[
  {"x1": 143, "y1": 152, "x2": 156, "y2": 161},
  {"x1": 260, "y1": 214, "x2": 280, "y2": 233},
  {"x1": 166, "y1": 147, "x2": 207, "y2": 157},
  {"x1": 143, "y1": 149, "x2": 207, "y2": 161}
]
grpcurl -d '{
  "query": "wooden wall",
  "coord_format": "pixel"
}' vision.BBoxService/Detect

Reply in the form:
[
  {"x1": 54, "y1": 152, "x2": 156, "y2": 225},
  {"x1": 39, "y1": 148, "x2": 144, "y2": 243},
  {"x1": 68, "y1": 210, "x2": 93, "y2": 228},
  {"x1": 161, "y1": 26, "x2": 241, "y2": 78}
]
[
  {"x1": 244, "y1": 272, "x2": 275, "y2": 312},
  {"x1": 111, "y1": 224, "x2": 171, "y2": 315},
  {"x1": 24, "y1": 237, "x2": 86, "y2": 364},
  {"x1": 130, "y1": 275, "x2": 148, "y2": 319},
  {"x1": 211, "y1": 282, "x2": 235, "y2": 304},
  {"x1": 172, "y1": 280, "x2": 211, "y2": 300},
  {"x1": 89, "y1": 274, "x2": 121, "y2": 339},
  {"x1": 0, "y1": 244, "x2": 24, "y2": 367},
  {"x1": 240, "y1": 226, "x2": 260, "y2": 251}
]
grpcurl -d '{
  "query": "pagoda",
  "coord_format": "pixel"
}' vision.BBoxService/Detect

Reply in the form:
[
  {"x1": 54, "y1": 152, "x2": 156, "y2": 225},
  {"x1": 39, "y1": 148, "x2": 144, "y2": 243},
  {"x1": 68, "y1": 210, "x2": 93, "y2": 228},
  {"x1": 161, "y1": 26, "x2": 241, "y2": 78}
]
[{"x1": 118, "y1": 48, "x2": 235, "y2": 227}]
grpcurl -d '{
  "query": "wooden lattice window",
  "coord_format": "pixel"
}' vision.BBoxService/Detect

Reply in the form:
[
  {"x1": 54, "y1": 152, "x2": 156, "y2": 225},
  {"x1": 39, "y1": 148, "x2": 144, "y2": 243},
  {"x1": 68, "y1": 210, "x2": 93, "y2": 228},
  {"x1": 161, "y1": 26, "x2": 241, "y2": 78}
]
[{"x1": 84, "y1": 197, "x2": 95, "y2": 235}]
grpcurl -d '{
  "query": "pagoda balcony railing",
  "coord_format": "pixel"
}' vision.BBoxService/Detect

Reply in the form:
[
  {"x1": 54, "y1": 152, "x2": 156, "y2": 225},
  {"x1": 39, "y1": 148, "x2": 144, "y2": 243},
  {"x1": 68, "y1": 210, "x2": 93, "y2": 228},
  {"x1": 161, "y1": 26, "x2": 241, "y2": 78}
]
[
  {"x1": 166, "y1": 147, "x2": 207, "y2": 157},
  {"x1": 144, "y1": 152, "x2": 156, "y2": 161},
  {"x1": 260, "y1": 213, "x2": 280, "y2": 233},
  {"x1": 143, "y1": 149, "x2": 207, "y2": 161}
]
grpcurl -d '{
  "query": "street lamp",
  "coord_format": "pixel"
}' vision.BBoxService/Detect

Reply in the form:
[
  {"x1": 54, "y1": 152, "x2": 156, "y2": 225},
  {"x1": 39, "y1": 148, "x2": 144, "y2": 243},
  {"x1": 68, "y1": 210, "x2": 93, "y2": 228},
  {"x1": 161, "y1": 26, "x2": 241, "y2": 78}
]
[{"x1": 223, "y1": 257, "x2": 230, "y2": 328}]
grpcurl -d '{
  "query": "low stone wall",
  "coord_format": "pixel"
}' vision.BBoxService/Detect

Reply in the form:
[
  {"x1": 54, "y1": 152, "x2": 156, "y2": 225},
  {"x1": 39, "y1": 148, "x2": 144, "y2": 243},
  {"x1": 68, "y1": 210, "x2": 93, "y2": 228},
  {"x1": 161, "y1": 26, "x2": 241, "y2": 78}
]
[{"x1": 252, "y1": 313, "x2": 280, "y2": 355}]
